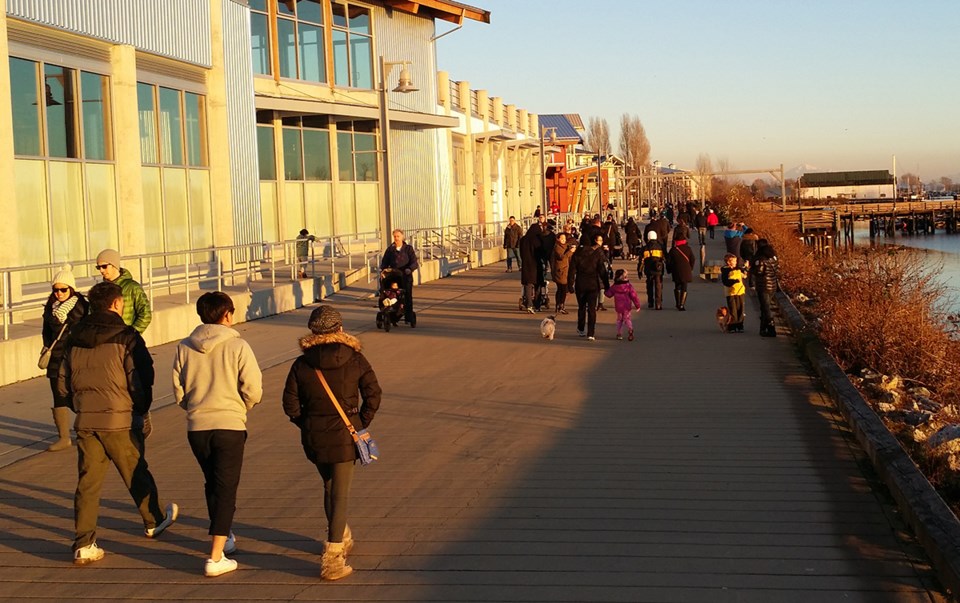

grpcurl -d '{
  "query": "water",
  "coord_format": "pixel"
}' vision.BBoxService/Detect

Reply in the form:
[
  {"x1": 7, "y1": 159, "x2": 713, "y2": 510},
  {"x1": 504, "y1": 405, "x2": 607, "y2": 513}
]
[{"x1": 851, "y1": 222, "x2": 960, "y2": 313}]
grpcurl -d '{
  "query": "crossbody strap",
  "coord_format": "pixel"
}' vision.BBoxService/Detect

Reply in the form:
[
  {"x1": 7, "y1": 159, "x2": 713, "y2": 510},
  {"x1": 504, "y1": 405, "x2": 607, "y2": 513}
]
[
  {"x1": 314, "y1": 369, "x2": 360, "y2": 442},
  {"x1": 50, "y1": 322, "x2": 68, "y2": 346}
]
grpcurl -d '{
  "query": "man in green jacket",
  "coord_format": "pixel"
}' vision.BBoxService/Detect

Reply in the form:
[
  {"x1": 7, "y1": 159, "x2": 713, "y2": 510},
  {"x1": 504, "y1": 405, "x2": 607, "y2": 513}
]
[{"x1": 95, "y1": 248, "x2": 151, "y2": 334}]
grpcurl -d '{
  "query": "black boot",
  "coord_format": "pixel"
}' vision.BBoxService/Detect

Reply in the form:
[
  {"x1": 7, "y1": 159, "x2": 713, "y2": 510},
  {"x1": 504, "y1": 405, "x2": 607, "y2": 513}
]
[
  {"x1": 679, "y1": 292, "x2": 687, "y2": 311},
  {"x1": 674, "y1": 290, "x2": 682, "y2": 310}
]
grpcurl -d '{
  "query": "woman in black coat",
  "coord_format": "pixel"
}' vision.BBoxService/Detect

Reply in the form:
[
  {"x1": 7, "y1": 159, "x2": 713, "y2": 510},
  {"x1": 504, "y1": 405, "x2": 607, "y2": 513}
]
[
  {"x1": 282, "y1": 305, "x2": 381, "y2": 580},
  {"x1": 624, "y1": 217, "x2": 642, "y2": 258},
  {"x1": 42, "y1": 265, "x2": 88, "y2": 451},
  {"x1": 518, "y1": 223, "x2": 544, "y2": 312},
  {"x1": 666, "y1": 239, "x2": 695, "y2": 311}
]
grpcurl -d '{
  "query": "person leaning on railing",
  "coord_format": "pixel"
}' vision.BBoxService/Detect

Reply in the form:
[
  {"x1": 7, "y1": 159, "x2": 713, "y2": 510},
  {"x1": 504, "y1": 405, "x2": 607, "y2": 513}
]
[{"x1": 379, "y1": 229, "x2": 419, "y2": 324}]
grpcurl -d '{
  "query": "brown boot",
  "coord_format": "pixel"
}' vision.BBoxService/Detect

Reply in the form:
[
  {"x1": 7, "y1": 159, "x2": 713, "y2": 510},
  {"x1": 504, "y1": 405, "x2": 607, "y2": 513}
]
[
  {"x1": 47, "y1": 408, "x2": 72, "y2": 452},
  {"x1": 342, "y1": 525, "x2": 354, "y2": 555},
  {"x1": 321, "y1": 541, "x2": 353, "y2": 581}
]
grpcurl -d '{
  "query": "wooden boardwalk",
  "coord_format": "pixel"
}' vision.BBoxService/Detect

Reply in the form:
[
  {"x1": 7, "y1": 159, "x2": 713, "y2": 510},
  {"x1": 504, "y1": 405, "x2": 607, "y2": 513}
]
[{"x1": 0, "y1": 236, "x2": 948, "y2": 602}]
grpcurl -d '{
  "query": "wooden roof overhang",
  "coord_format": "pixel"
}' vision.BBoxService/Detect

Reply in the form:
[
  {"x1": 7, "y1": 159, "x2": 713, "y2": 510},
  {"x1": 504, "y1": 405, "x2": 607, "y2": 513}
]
[{"x1": 380, "y1": 0, "x2": 491, "y2": 24}]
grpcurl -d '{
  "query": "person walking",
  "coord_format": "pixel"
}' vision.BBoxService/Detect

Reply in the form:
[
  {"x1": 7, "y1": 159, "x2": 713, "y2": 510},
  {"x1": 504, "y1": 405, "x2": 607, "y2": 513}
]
[
  {"x1": 502, "y1": 216, "x2": 522, "y2": 273},
  {"x1": 173, "y1": 292, "x2": 263, "y2": 577},
  {"x1": 624, "y1": 217, "x2": 642, "y2": 259},
  {"x1": 723, "y1": 222, "x2": 745, "y2": 263},
  {"x1": 568, "y1": 234, "x2": 610, "y2": 341},
  {"x1": 706, "y1": 209, "x2": 719, "y2": 239},
  {"x1": 57, "y1": 282, "x2": 177, "y2": 565},
  {"x1": 694, "y1": 209, "x2": 707, "y2": 245},
  {"x1": 604, "y1": 269, "x2": 641, "y2": 341},
  {"x1": 41, "y1": 264, "x2": 88, "y2": 452},
  {"x1": 721, "y1": 253, "x2": 747, "y2": 332},
  {"x1": 550, "y1": 232, "x2": 575, "y2": 314},
  {"x1": 518, "y1": 222, "x2": 544, "y2": 313},
  {"x1": 751, "y1": 240, "x2": 780, "y2": 337},
  {"x1": 666, "y1": 237, "x2": 696, "y2": 311},
  {"x1": 639, "y1": 231, "x2": 665, "y2": 310},
  {"x1": 380, "y1": 229, "x2": 419, "y2": 324},
  {"x1": 296, "y1": 229, "x2": 316, "y2": 278},
  {"x1": 282, "y1": 305, "x2": 382, "y2": 581}
]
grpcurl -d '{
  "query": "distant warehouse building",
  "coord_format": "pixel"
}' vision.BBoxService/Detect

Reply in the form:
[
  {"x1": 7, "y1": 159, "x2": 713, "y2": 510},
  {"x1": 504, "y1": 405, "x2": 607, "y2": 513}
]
[{"x1": 799, "y1": 170, "x2": 896, "y2": 201}]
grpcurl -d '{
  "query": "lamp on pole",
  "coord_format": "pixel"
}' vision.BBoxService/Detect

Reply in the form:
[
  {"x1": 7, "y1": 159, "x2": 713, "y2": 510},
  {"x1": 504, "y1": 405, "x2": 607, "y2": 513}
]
[
  {"x1": 539, "y1": 126, "x2": 557, "y2": 216},
  {"x1": 379, "y1": 55, "x2": 418, "y2": 249}
]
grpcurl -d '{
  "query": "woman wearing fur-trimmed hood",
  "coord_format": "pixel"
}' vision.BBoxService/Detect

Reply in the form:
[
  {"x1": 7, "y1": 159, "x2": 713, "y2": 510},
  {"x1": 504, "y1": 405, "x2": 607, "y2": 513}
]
[{"x1": 282, "y1": 305, "x2": 381, "y2": 580}]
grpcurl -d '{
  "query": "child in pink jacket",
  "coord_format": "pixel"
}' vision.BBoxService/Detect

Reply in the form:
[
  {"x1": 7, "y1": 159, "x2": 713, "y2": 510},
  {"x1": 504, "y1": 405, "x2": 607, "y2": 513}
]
[{"x1": 604, "y1": 269, "x2": 642, "y2": 341}]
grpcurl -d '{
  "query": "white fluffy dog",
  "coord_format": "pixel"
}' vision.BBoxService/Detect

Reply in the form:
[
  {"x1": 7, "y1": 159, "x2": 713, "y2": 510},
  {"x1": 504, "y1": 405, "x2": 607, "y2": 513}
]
[{"x1": 540, "y1": 315, "x2": 556, "y2": 341}]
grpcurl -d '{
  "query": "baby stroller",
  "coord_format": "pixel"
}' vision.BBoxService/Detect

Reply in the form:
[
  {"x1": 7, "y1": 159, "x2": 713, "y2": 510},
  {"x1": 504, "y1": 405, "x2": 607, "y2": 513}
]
[
  {"x1": 376, "y1": 268, "x2": 417, "y2": 332},
  {"x1": 518, "y1": 280, "x2": 550, "y2": 312}
]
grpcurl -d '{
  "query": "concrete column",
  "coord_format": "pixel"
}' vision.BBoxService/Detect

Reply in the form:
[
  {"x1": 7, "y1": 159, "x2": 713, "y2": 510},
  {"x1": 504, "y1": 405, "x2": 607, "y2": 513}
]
[
  {"x1": 457, "y1": 81, "x2": 469, "y2": 115},
  {"x1": 0, "y1": 7, "x2": 21, "y2": 269},
  {"x1": 109, "y1": 45, "x2": 147, "y2": 263},
  {"x1": 517, "y1": 109, "x2": 528, "y2": 136},
  {"x1": 491, "y1": 96, "x2": 502, "y2": 125},
  {"x1": 437, "y1": 70, "x2": 449, "y2": 109},
  {"x1": 477, "y1": 90, "x2": 488, "y2": 123},
  {"x1": 206, "y1": 0, "x2": 236, "y2": 249}
]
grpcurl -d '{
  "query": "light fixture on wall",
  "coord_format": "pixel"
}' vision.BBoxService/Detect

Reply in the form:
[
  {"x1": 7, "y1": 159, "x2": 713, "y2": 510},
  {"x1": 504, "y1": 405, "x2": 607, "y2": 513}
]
[
  {"x1": 490, "y1": 189, "x2": 495, "y2": 196},
  {"x1": 472, "y1": 188, "x2": 477, "y2": 195}
]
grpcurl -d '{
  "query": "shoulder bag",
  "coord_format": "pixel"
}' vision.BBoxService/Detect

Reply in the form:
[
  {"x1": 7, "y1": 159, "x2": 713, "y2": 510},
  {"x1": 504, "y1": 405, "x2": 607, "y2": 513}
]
[
  {"x1": 38, "y1": 322, "x2": 68, "y2": 370},
  {"x1": 314, "y1": 369, "x2": 379, "y2": 465}
]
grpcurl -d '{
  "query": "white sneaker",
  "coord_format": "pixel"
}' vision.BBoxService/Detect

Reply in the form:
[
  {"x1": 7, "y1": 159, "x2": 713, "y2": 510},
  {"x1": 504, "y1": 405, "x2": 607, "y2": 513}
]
[
  {"x1": 145, "y1": 502, "x2": 178, "y2": 538},
  {"x1": 223, "y1": 532, "x2": 237, "y2": 555},
  {"x1": 74, "y1": 542, "x2": 105, "y2": 565},
  {"x1": 204, "y1": 555, "x2": 238, "y2": 577},
  {"x1": 588, "y1": 336, "x2": 596, "y2": 341}
]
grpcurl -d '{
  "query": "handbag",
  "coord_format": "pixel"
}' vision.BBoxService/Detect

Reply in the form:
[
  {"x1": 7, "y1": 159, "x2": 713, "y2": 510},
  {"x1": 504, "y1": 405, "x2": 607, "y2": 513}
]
[
  {"x1": 314, "y1": 369, "x2": 379, "y2": 465},
  {"x1": 38, "y1": 322, "x2": 68, "y2": 370}
]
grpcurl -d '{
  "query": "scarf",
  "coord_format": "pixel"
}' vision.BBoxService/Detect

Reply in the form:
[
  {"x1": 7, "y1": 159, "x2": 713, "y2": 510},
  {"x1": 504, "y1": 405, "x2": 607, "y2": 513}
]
[{"x1": 52, "y1": 295, "x2": 78, "y2": 324}]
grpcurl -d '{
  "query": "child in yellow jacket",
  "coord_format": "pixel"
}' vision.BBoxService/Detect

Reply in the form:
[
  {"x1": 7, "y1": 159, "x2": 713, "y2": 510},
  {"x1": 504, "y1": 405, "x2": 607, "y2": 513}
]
[{"x1": 720, "y1": 253, "x2": 746, "y2": 333}]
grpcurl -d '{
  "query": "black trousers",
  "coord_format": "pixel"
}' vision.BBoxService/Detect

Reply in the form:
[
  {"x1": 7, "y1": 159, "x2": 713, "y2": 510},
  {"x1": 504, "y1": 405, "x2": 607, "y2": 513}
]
[
  {"x1": 758, "y1": 289, "x2": 774, "y2": 328},
  {"x1": 188, "y1": 429, "x2": 246, "y2": 536},
  {"x1": 314, "y1": 461, "x2": 355, "y2": 543},
  {"x1": 645, "y1": 274, "x2": 662, "y2": 307},
  {"x1": 575, "y1": 289, "x2": 599, "y2": 337},
  {"x1": 554, "y1": 284, "x2": 567, "y2": 310},
  {"x1": 402, "y1": 275, "x2": 414, "y2": 321}
]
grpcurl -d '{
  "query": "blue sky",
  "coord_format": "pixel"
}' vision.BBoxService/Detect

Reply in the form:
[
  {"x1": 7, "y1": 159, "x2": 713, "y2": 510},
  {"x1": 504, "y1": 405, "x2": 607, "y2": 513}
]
[{"x1": 437, "y1": 0, "x2": 960, "y2": 182}]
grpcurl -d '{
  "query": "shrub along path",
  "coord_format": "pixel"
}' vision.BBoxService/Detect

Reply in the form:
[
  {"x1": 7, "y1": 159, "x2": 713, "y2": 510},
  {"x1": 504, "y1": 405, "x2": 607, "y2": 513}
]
[{"x1": 0, "y1": 238, "x2": 948, "y2": 602}]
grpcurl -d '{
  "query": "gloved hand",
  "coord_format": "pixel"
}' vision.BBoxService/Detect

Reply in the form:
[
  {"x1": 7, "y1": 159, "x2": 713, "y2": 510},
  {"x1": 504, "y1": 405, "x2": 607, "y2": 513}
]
[{"x1": 404, "y1": 268, "x2": 412, "y2": 275}]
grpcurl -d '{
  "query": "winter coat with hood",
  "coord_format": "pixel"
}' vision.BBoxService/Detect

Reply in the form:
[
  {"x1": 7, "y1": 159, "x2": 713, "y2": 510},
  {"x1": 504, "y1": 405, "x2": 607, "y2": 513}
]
[
  {"x1": 604, "y1": 280, "x2": 642, "y2": 314},
  {"x1": 519, "y1": 224, "x2": 544, "y2": 285},
  {"x1": 568, "y1": 244, "x2": 610, "y2": 293},
  {"x1": 42, "y1": 292, "x2": 88, "y2": 378},
  {"x1": 550, "y1": 239, "x2": 575, "y2": 286},
  {"x1": 109, "y1": 268, "x2": 152, "y2": 333},
  {"x1": 57, "y1": 310, "x2": 154, "y2": 432},
  {"x1": 666, "y1": 242, "x2": 696, "y2": 283},
  {"x1": 282, "y1": 331, "x2": 382, "y2": 465},
  {"x1": 751, "y1": 246, "x2": 780, "y2": 294},
  {"x1": 624, "y1": 218, "x2": 642, "y2": 250},
  {"x1": 173, "y1": 323, "x2": 263, "y2": 432}
]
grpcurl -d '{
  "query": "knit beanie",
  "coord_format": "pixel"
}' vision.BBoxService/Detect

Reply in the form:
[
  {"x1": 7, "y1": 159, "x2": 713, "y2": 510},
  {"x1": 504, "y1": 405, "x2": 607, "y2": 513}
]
[
  {"x1": 51, "y1": 264, "x2": 76, "y2": 290},
  {"x1": 96, "y1": 248, "x2": 121, "y2": 269},
  {"x1": 308, "y1": 305, "x2": 342, "y2": 334}
]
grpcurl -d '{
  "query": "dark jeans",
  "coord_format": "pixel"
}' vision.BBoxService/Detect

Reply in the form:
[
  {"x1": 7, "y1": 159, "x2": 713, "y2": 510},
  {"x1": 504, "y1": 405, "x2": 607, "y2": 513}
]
[
  {"x1": 645, "y1": 274, "x2": 662, "y2": 308},
  {"x1": 727, "y1": 294, "x2": 745, "y2": 326},
  {"x1": 188, "y1": 429, "x2": 247, "y2": 536},
  {"x1": 505, "y1": 248, "x2": 521, "y2": 269},
  {"x1": 758, "y1": 289, "x2": 774, "y2": 328},
  {"x1": 575, "y1": 289, "x2": 599, "y2": 336},
  {"x1": 708, "y1": 225, "x2": 715, "y2": 239},
  {"x1": 49, "y1": 377, "x2": 70, "y2": 408},
  {"x1": 554, "y1": 284, "x2": 567, "y2": 310},
  {"x1": 697, "y1": 227, "x2": 706, "y2": 245},
  {"x1": 74, "y1": 429, "x2": 164, "y2": 550},
  {"x1": 674, "y1": 281, "x2": 688, "y2": 294},
  {"x1": 402, "y1": 275, "x2": 414, "y2": 321},
  {"x1": 314, "y1": 460, "x2": 355, "y2": 543}
]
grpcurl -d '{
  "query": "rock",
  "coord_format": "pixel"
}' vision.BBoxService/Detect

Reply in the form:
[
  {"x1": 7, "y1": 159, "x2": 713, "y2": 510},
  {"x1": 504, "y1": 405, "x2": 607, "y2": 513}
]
[
  {"x1": 878, "y1": 402, "x2": 898, "y2": 413},
  {"x1": 927, "y1": 425, "x2": 960, "y2": 453},
  {"x1": 860, "y1": 368, "x2": 881, "y2": 383},
  {"x1": 879, "y1": 375, "x2": 901, "y2": 392},
  {"x1": 943, "y1": 405, "x2": 959, "y2": 418},
  {"x1": 949, "y1": 454, "x2": 960, "y2": 472},
  {"x1": 915, "y1": 396, "x2": 942, "y2": 413},
  {"x1": 911, "y1": 428, "x2": 929, "y2": 443},
  {"x1": 878, "y1": 391, "x2": 901, "y2": 405},
  {"x1": 909, "y1": 386, "x2": 933, "y2": 398},
  {"x1": 796, "y1": 293, "x2": 810, "y2": 303}
]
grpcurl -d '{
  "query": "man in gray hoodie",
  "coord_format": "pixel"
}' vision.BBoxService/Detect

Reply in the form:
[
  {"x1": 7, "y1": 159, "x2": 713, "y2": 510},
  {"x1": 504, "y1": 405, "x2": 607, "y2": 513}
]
[{"x1": 173, "y1": 292, "x2": 263, "y2": 577}]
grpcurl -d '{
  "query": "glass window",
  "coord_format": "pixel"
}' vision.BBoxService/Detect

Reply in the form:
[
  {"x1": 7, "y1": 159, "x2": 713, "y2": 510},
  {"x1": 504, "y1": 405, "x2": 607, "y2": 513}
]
[
  {"x1": 337, "y1": 131, "x2": 354, "y2": 181},
  {"x1": 277, "y1": 17, "x2": 297, "y2": 79},
  {"x1": 257, "y1": 125, "x2": 276, "y2": 180},
  {"x1": 9, "y1": 57, "x2": 42, "y2": 156},
  {"x1": 282, "y1": 128, "x2": 303, "y2": 180},
  {"x1": 348, "y1": 4, "x2": 370, "y2": 34},
  {"x1": 137, "y1": 83, "x2": 158, "y2": 164},
  {"x1": 302, "y1": 129, "x2": 331, "y2": 180},
  {"x1": 277, "y1": 0, "x2": 295, "y2": 16},
  {"x1": 260, "y1": 181, "x2": 279, "y2": 242},
  {"x1": 14, "y1": 159, "x2": 51, "y2": 268},
  {"x1": 49, "y1": 161, "x2": 86, "y2": 263},
  {"x1": 250, "y1": 11, "x2": 271, "y2": 76},
  {"x1": 158, "y1": 87, "x2": 184, "y2": 165},
  {"x1": 331, "y1": 2, "x2": 348, "y2": 28},
  {"x1": 184, "y1": 92, "x2": 206, "y2": 167},
  {"x1": 298, "y1": 0, "x2": 323, "y2": 24},
  {"x1": 332, "y1": 30, "x2": 349, "y2": 87},
  {"x1": 298, "y1": 23, "x2": 325, "y2": 83},
  {"x1": 85, "y1": 163, "x2": 119, "y2": 253},
  {"x1": 350, "y1": 35, "x2": 372, "y2": 89},
  {"x1": 44, "y1": 64, "x2": 79, "y2": 158},
  {"x1": 163, "y1": 167, "x2": 190, "y2": 254},
  {"x1": 141, "y1": 167, "x2": 165, "y2": 254},
  {"x1": 80, "y1": 71, "x2": 111, "y2": 161},
  {"x1": 354, "y1": 133, "x2": 377, "y2": 181},
  {"x1": 189, "y1": 170, "x2": 213, "y2": 249},
  {"x1": 248, "y1": 0, "x2": 267, "y2": 10}
]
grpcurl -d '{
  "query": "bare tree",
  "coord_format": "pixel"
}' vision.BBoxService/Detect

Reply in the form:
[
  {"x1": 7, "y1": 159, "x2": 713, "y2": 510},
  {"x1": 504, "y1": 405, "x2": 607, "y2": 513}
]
[
  {"x1": 940, "y1": 177, "x2": 953, "y2": 192},
  {"x1": 618, "y1": 114, "x2": 650, "y2": 170},
  {"x1": 751, "y1": 178, "x2": 768, "y2": 201},
  {"x1": 585, "y1": 116, "x2": 611, "y2": 156},
  {"x1": 900, "y1": 172, "x2": 920, "y2": 193},
  {"x1": 694, "y1": 153, "x2": 713, "y2": 205}
]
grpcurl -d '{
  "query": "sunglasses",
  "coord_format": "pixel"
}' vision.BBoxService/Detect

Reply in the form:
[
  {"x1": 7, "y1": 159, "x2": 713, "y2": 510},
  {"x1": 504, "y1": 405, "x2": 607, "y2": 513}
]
[
  {"x1": 52, "y1": 287, "x2": 70, "y2": 293},
  {"x1": 95, "y1": 264, "x2": 111, "y2": 270}
]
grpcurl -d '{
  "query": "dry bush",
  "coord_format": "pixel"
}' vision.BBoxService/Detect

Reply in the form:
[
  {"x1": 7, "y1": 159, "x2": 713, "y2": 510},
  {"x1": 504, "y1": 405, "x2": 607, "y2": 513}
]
[
  {"x1": 815, "y1": 247, "x2": 960, "y2": 403},
  {"x1": 743, "y1": 209, "x2": 823, "y2": 299}
]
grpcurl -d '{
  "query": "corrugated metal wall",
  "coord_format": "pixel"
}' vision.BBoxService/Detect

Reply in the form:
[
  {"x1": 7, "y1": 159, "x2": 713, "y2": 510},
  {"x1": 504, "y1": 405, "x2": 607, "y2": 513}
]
[
  {"x1": 372, "y1": 5, "x2": 442, "y2": 231},
  {"x1": 220, "y1": 0, "x2": 261, "y2": 246},
  {"x1": 6, "y1": 0, "x2": 212, "y2": 67}
]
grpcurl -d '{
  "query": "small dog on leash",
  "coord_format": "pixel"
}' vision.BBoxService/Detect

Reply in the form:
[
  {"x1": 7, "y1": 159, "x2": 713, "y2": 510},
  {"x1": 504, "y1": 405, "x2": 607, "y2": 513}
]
[
  {"x1": 716, "y1": 307, "x2": 730, "y2": 332},
  {"x1": 540, "y1": 315, "x2": 556, "y2": 340}
]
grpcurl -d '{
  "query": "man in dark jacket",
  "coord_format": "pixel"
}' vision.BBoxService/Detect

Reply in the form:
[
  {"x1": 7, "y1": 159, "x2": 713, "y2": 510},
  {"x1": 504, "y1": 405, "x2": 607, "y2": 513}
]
[
  {"x1": 639, "y1": 231, "x2": 666, "y2": 309},
  {"x1": 380, "y1": 229, "x2": 420, "y2": 323},
  {"x1": 502, "y1": 216, "x2": 522, "y2": 273},
  {"x1": 58, "y1": 282, "x2": 176, "y2": 565},
  {"x1": 519, "y1": 223, "x2": 544, "y2": 312},
  {"x1": 568, "y1": 234, "x2": 610, "y2": 340},
  {"x1": 751, "y1": 241, "x2": 780, "y2": 337},
  {"x1": 694, "y1": 209, "x2": 707, "y2": 245}
]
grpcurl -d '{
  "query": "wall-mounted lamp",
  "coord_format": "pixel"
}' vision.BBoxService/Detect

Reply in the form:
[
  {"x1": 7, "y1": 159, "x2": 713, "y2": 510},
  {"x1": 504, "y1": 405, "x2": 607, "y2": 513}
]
[
  {"x1": 530, "y1": 191, "x2": 534, "y2": 197},
  {"x1": 490, "y1": 189, "x2": 495, "y2": 196},
  {"x1": 472, "y1": 188, "x2": 478, "y2": 195},
  {"x1": 518, "y1": 190, "x2": 523, "y2": 197}
]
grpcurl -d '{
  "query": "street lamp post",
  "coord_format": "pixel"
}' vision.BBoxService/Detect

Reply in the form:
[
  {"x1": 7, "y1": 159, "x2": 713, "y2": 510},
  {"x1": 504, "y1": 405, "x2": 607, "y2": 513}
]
[
  {"x1": 378, "y1": 55, "x2": 417, "y2": 249},
  {"x1": 539, "y1": 126, "x2": 556, "y2": 216}
]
